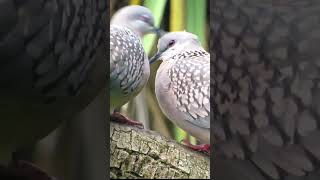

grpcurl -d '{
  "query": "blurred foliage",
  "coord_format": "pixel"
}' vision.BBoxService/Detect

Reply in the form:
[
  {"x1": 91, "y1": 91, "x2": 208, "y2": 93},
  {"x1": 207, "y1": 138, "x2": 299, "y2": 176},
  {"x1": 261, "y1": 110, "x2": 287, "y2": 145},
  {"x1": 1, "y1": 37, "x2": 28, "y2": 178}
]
[{"x1": 111, "y1": 0, "x2": 209, "y2": 144}]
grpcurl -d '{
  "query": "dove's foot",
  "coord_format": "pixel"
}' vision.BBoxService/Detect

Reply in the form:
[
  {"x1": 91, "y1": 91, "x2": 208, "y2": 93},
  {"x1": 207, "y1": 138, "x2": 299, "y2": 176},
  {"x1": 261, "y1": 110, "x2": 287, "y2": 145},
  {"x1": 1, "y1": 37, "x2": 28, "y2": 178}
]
[
  {"x1": 182, "y1": 139, "x2": 210, "y2": 155},
  {"x1": 111, "y1": 112, "x2": 144, "y2": 128},
  {"x1": 0, "y1": 160, "x2": 57, "y2": 180},
  {"x1": 14, "y1": 160, "x2": 57, "y2": 180}
]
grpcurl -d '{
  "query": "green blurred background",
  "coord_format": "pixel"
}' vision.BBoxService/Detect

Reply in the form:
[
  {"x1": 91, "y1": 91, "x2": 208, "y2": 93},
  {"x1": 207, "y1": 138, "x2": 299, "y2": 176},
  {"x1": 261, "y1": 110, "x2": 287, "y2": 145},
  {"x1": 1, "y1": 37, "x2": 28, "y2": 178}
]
[{"x1": 111, "y1": 0, "x2": 209, "y2": 145}]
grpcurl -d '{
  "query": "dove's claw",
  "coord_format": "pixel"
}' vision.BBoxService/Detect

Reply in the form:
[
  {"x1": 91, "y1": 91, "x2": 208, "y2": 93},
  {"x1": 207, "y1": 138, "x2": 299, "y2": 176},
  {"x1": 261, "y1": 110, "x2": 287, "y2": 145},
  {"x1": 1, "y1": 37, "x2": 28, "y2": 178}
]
[
  {"x1": 0, "y1": 160, "x2": 58, "y2": 180},
  {"x1": 111, "y1": 112, "x2": 144, "y2": 128},
  {"x1": 182, "y1": 139, "x2": 210, "y2": 155}
]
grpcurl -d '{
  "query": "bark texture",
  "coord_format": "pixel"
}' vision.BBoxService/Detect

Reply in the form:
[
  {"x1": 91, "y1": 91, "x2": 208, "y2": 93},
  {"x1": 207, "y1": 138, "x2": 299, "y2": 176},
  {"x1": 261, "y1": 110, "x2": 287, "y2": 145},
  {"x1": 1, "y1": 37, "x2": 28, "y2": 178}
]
[{"x1": 110, "y1": 122, "x2": 210, "y2": 179}]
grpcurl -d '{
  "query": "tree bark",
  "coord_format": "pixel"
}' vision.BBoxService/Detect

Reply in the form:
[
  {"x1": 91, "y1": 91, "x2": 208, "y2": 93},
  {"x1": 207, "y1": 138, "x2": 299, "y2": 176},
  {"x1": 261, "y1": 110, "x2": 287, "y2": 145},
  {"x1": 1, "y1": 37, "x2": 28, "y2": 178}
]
[{"x1": 110, "y1": 122, "x2": 210, "y2": 179}]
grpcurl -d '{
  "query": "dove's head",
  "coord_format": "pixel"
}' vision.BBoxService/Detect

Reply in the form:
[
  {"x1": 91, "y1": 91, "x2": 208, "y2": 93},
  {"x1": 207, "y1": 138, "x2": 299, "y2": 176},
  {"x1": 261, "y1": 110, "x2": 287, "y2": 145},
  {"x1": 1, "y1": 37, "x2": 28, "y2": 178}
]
[
  {"x1": 111, "y1": 5, "x2": 160, "y2": 37},
  {"x1": 149, "y1": 31, "x2": 202, "y2": 64}
]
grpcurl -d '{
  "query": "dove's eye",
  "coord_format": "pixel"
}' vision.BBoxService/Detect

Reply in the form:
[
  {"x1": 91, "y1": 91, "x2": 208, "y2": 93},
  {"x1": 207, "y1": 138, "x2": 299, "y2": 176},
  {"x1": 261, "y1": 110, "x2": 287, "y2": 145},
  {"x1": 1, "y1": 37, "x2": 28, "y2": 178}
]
[
  {"x1": 168, "y1": 40, "x2": 175, "y2": 47},
  {"x1": 139, "y1": 15, "x2": 150, "y2": 24}
]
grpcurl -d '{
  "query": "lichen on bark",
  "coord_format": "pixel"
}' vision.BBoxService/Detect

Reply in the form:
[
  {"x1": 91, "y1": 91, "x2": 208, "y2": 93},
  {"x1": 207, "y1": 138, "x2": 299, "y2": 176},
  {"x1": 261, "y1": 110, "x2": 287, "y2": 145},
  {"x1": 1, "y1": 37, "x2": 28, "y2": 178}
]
[{"x1": 110, "y1": 122, "x2": 210, "y2": 179}]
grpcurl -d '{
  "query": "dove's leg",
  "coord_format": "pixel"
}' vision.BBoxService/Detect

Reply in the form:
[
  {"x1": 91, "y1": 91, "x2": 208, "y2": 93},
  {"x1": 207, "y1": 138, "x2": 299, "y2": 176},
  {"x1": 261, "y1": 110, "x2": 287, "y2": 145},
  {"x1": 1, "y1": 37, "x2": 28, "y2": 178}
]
[
  {"x1": 182, "y1": 139, "x2": 210, "y2": 155},
  {"x1": 110, "y1": 111, "x2": 144, "y2": 128},
  {"x1": 0, "y1": 160, "x2": 57, "y2": 180},
  {"x1": 14, "y1": 160, "x2": 56, "y2": 180}
]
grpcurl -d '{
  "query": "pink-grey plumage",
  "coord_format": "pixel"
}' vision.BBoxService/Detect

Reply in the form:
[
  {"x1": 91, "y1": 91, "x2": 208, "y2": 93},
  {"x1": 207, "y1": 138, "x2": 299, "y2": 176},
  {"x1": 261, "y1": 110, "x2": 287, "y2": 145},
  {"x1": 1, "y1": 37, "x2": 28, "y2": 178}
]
[{"x1": 151, "y1": 32, "x2": 210, "y2": 145}]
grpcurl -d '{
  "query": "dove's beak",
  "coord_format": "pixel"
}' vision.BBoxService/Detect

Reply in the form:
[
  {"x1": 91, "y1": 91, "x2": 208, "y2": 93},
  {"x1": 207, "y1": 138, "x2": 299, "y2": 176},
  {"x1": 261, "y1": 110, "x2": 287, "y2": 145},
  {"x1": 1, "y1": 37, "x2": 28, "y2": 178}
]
[
  {"x1": 149, "y1": 51, "x2": 163, "y2": 65},
  {"x1": 151, "y1": 27, "x2": 166, "y2": 37}
]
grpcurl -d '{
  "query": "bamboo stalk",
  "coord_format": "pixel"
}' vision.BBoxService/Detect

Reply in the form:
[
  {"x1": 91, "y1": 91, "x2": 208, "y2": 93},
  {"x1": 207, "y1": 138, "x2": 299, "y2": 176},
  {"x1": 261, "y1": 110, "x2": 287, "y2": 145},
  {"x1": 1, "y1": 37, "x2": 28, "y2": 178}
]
[{"x1": 130, "y1": 0, "x2": 141, "y2": 5}]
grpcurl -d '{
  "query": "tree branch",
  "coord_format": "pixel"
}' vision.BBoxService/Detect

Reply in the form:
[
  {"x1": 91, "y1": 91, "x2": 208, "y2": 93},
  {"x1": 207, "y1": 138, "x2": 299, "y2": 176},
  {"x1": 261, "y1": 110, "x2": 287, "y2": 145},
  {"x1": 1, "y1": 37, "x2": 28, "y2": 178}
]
[{"x1": 110, "y1": 122, "x2": 210, "y2": 179}]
